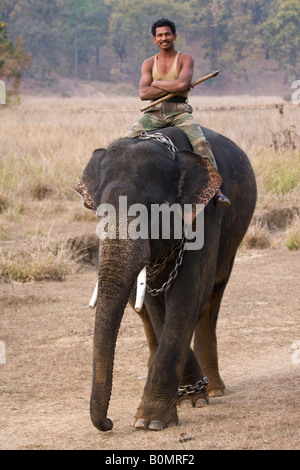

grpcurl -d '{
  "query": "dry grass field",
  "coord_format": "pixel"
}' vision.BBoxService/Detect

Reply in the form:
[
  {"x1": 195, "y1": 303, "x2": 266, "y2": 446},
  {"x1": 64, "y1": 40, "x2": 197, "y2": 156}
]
[{"x1": 0, "y1": 92, "x2": 299, "y2": 450}]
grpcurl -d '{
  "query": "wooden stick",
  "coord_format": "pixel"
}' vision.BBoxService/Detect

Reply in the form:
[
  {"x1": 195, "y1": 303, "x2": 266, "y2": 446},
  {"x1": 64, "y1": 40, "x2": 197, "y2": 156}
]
[{"x1": 140, "y1": 70, "x2": 219, "y2": 112}]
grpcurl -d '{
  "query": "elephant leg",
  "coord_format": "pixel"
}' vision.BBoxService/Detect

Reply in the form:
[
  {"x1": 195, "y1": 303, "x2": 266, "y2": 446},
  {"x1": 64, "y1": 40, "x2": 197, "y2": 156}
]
[
  {"x1": 128, "y1": 289, "x2": 160, "y2": 368},
  {"x1": 137, "y1": 303, "x2": 209, "y2": 409},
  {"x1": 177, "y1": 348, "x2": 210, "y2": 408},
  {"x1": 134, "y1": 343, "x2": 180, "y2": 430},
  {"x1": 134, "y1": 289, "x2": 202, "y2": 430},
  {"x1": 135, "y1": 304, "x2": 158, "y2": 368},
  {"x1": 193, "y1": 278, "x2": 229, "y2": 397}
]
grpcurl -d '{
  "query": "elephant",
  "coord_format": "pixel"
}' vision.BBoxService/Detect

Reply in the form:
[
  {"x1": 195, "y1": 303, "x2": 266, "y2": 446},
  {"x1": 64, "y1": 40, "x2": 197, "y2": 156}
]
[{"x1": 76, "y1": 126, "x2": 257, "y2": 432}]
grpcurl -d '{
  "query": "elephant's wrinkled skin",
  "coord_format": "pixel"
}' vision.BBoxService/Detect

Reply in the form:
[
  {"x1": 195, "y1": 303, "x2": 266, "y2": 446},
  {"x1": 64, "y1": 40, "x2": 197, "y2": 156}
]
[{"x1": 77, "y1": 127, "x2": 257, "y2": 432}]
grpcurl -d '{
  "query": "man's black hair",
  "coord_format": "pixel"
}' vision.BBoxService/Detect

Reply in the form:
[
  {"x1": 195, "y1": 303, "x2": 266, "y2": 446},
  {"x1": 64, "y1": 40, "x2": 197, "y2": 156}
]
[{"x1": 151, "y1": 19, "x2": 176, "y2": 37}]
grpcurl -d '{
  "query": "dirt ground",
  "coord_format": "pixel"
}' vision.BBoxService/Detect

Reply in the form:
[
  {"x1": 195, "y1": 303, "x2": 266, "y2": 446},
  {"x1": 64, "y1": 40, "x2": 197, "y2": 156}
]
[{"x1": 0, "y1": 247, "x2": 299, "y2": 451}]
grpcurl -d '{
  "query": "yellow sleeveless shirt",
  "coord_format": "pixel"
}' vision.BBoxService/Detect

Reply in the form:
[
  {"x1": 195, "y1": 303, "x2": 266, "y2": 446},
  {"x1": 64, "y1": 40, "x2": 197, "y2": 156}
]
[{"x1": 152, "y1": 51, "x2": 188, "y2": 98}]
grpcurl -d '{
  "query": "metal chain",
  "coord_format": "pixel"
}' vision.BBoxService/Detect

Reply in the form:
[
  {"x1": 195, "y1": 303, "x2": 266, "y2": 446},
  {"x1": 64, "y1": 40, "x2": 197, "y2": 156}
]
[
  {"x1": 146, "y1": 236, "x2": 186, "y2": 296},
  {"x1": 178, "y1": 376, "x2": 209, "y2": 397},
  {"x1": 138, "y1": 131, "x2": 178, "y2": 157},
  {"x1": 138, "y1": 130, "x2": 183, "y2": 295},
  {"x1": 146, "y1": 238, "x2": 183, "y2": 280}
]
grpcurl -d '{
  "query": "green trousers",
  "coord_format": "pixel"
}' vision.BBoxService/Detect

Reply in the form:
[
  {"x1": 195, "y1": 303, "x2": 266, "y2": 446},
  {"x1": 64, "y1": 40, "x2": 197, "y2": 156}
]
[{"x1": 125, "y1": 101, "x2": 218, "y2": 171}]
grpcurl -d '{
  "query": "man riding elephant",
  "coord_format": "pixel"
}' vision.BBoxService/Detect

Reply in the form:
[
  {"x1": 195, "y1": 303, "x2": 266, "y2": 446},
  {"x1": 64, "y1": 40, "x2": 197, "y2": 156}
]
[
  {"x1": 76, "y1": 17, "x2": 258, "y2": 434},
  {"x1": 125, "y1": 18, "x2": 231, "y2": 207}
]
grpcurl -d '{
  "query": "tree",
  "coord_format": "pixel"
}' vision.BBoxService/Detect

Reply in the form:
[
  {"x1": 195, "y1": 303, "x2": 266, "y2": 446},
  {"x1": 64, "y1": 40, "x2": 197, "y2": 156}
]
[
  {"x1": 8, "y1": 0, "x2": 63, "y2": 79},
  {"x1": 104, "y1": 0, "x2": 187, "y2": 83},
  {"x1": 1, "y1": 0, "x2": 299, "y2": 90},
  {"x1": 184, "y1": 0, "x2": 231, "y2": 70},
  {"x1": 65, "y1": 0, "x2": 110, "y2": 83},
  {"x1": 262, "y1": 0, "x2": 300, "y2": 81},
  {"x1": 0, "y1": 21, "x2": 31, "y2": 102},
  {"x1": 219, "y1": 0, "x2": 260, "y2": 82}
]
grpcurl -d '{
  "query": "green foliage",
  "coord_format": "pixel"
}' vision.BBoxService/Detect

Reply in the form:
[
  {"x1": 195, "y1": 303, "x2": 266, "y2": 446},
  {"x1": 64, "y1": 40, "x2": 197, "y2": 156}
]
[
  {"x1": 1, "y1": 0, "x2": 299, "y2": 85},
  {"x1": 261, "y1": 0, "x2": 300, "y2": 80},
  {"x1": 258, "y1": 151, "x2": 300, "y2": 196},
  {"x1": 0, "y1": 21, "x2": 31, "y2": 102},
  {"x1": 285, "y1": 217, "x2": 300, "y2": 250},
  {"x1": 66, "y1": 0, "x2": 110, "y2": 80},
  {"x1": 105, "y1": 0, "x2": 185, "y2": 80},
  {"x1": 0, "y1": 239, "x2": 77, "y2": 282},
  {"x1": 9, "y1": 0, "x2": 60, "y2": 79}
]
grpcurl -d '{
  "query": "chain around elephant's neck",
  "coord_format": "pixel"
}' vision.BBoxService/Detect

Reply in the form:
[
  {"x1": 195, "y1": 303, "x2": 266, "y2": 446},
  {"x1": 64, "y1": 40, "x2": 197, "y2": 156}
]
[
  {"x1": 146, "y1": 235, "x2": 186, "y2": 296},
  {"x1": 138, "y1": 131, "x2": 178, "y2": 158}
]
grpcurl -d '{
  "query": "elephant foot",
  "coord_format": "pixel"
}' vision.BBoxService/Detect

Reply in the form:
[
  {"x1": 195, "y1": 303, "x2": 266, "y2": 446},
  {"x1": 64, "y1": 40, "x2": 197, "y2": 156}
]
[
  {"x1": 177, "y1": 394, "x2": 210, "y2": 408},
  {"x1": 134, "y1": 418, "x2": 177, "y2": 431},
  {"x1": 206, "y1": 375, "x2": 225, "y2": 397},
  {"x1": 134, "y1": 402, "x2": 178, "y2": 431},
  {"x1": 177, "y1": 376, "x2": 210, "y2": 408}
]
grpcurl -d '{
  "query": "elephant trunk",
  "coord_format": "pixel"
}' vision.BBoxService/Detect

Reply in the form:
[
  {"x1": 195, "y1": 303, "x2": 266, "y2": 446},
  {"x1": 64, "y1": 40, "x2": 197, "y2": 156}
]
[{"x1": 90, "y1": 237, "x2": 149, "y2": 431}]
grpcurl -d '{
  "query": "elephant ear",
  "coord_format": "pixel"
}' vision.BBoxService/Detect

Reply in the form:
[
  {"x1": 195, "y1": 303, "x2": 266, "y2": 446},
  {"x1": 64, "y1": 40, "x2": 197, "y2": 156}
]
[
  {"x1": 76, "y1": 148, "x2": 106, "y2": 211},
  {"x1": 175, "y1": 149, "x2": 222, "y2": 219}
]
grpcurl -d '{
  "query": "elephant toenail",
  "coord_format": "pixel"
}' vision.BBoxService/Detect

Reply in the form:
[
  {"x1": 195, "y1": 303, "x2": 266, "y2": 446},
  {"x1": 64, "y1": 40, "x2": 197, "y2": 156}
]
[
  {"x1": 168, "y1": 421, "x2": 178, "y2": 428},
  {"x1": 179, "y1": 400, "x2": 193, "y2": 408},
  {"x1": 208, "y1": 388, "x2": 223, "y2": 397},
  {"x1": 148, "y1": 420, "x2": 164, "y2": 431},
  {"x1": 195, "y1": 398, "x2": 208, "y2": 407},
  {"x1": 134, "y1": 418, "x2": 147, "y2": 430}
]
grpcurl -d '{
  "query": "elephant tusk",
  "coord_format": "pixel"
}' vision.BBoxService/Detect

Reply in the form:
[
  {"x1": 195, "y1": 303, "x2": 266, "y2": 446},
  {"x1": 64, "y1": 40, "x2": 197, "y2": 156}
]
[
  {"x1": 89, "y1": 281, "x2": 98, "y2": 309},
  {"x1": 134, "y1": 267, "x2": 147, "y2": 313}
]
